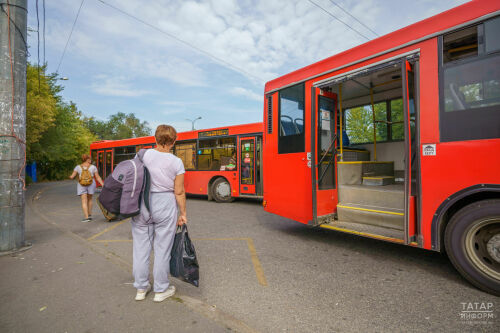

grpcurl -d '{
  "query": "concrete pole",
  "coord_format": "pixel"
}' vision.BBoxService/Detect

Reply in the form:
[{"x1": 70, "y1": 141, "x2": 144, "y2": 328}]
[{"x1": 0, "y1": 0, "x2": 28, "y2": 252}]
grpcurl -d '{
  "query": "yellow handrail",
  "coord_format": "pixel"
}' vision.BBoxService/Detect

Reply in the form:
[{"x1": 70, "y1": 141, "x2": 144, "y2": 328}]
[
  {"x1": 370, "y1": 87, "x2": 377, "y2": 161},
  {"x1": 339, "y1": 83, "x2": 343, "y2": 162}
]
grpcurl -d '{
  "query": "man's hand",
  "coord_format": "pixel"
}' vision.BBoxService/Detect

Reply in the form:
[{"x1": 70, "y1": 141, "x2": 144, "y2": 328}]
[{"x1": 177, "y1": 215, "x2": 187, "y2": 226}]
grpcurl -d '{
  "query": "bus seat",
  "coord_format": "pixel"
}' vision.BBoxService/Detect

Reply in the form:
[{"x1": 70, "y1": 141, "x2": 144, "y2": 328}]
[
  {"x1": 342, "y1": 130, "x2": 350, "y2": 147},
  {"x1": 295, "y1": 118, "x2": 304, "y2": 134},
  {"x1": 280, "y1": 115, "x2": 297, "y2": 135},
  {"x1": 220, "y1": 156, "x2": 231, "y2": 166},
  {"x1": 449, "y1": 83, "x2": 467, "y2": 110},
  {"x1": 210, "y1": 159, "x2": 220, "y2": 171}
]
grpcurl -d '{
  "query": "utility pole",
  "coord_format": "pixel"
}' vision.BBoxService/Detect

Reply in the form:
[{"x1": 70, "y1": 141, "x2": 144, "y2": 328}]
[{"x1": 0, "y1": 0, "x2": 28, "y2": 253}]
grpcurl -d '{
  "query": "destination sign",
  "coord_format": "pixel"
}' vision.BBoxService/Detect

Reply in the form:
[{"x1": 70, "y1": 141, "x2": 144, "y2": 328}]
[{"x1": 198, "y1": 129, "x2": 229, "y2": 138}]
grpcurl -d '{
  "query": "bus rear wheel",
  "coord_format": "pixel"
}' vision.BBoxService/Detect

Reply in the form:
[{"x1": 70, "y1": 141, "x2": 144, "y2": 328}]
[
  {"x1": 211, "y1": 178, "x2": 234, "y2": 203},
  {"x1": 445, "y1": 199, "x2": 500, "y2": 296}
]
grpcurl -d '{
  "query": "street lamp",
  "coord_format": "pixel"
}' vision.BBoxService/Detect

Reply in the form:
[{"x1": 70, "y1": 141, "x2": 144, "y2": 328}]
[
  {"x1": 59, "y1": 77, "x2": 69, "y2": 81},
  {"x1": 186, "y1": 117, "x2": 202, "y2": 130}
]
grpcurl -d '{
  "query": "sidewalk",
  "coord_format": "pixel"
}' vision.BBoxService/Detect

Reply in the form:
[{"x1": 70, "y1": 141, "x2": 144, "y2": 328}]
[{"x1": 0, "y1": 183, "x2": 246, "y2": 333}]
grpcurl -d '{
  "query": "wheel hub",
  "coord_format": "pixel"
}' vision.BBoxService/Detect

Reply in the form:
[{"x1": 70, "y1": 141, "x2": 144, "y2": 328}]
[
  {"x1": 216, "y1": 182, "x2": 230, "y2": 198},
  {"x1": 486, "y1": 234, "x2": 500, "y2": 264},
  {"x1": 465, "y1": 218, "x2": 500, "y2": 281}
]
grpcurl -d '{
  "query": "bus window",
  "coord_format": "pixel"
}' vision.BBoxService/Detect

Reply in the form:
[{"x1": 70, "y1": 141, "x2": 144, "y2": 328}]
[
  {"x1": 91, "y1": 150, "x2": 97, "y2": 165},
  {"x1": 443, "y1": 25, "x2": 478, "y2": 63},
  {"x1": 197, "y1": 137, "x2": 236, "y2": 171},
  {"x1": 390, "y1": 99, "x2": 405, "y2": 141},
  {"x1": 440, "y1": 18, "x2": 500, "y2": 142},
  {"x1": 174, "y1": 141, "x2": 196, "y2": 170},
  {"x1": 278, "y1": 83, "x2": 305, "y2": 154},
  {"x1": 240, "y1": 140, "x2": 254, "y2": 185},
  {"x1": 113, "y1": 146, "x2": 136, "y2": 168},
  {"x1": 344, "y1": 101, "x2": 388, "y2": 144}
]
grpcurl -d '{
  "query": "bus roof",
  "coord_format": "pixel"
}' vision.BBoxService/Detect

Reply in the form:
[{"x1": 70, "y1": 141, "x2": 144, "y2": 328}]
[
  {"x1": 90, "y1": 122, "x2": 263, "y2": 149},
  {"x1": 264, "y1": 0, "x2": 500, "y2": 93}
]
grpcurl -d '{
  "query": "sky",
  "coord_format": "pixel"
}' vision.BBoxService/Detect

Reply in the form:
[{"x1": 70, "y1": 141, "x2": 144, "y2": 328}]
[{"x1": 26, "y1": 0, "x2": 469, "y2": 133}]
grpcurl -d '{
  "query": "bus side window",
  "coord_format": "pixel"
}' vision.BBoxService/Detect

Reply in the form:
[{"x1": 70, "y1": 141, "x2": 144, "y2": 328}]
[
  {"x1": 174, "y1": 141, "x2": 196, "y2": 170},
  {"x1": 440, "y1": 18, "x2": 500, "y2": 142},
  {"x1": 278, "y1": 83, "x2": 305, "y2": 154}
]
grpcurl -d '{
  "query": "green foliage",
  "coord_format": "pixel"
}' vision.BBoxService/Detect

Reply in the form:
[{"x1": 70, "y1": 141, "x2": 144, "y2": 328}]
[
  {"x1": 84, "y1": 112, "x2": 151, "y2": 140},
  {"x1": 26, "y1": 64, "x2": 97, "y2": 180},
  {"x1": 345, "y1": 102, "x2": 387, "y2": 144},
  {"x1": 390, "y1": 99, "x2": 405, "y2": 141},
  {"x1": 345, "y1": 99, "x2": 405, "y2": 144},
  {"x1": 345, "y1": 105, "x2": 373, "y2": 144},
  {"x1": 26, "y1": 64, "x2": 58, "y2": 156}
]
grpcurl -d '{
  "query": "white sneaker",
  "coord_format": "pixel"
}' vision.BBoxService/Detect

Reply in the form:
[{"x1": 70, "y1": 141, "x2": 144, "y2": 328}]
[
  {"x1": 153, "y1": 285, "x2": 176, "y2": 302},
  {"x1": 135, "y1": 285, "x2": 151, "y2": 301}
]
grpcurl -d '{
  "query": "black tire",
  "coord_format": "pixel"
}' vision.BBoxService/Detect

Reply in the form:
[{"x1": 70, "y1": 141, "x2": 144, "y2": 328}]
[
  {"x1": 444, "y1": 199, "x2": 500, "y2": 296},
  {"x1": 211, "y1": 178, "x2": 234, "y2": 203}
]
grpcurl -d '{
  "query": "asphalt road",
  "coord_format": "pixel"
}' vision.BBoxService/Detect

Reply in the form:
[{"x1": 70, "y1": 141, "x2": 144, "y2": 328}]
[{"x1": 3, "y1": 180, "x2": 498, "y2": 332}]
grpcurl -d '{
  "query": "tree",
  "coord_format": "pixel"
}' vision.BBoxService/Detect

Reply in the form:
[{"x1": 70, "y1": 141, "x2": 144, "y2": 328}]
[
  {"x1": 26, "y1": 64, "x2": 58, "y2": 156},
  {"x1": 391, "y1": 99, "x2": 405, "y2": 141},
  {"x1": 26, "y1": 64, "x2": 97, "y2": 180},
  {"x1": 84, "y1": 112, "x2": 151, "y2": 140}
]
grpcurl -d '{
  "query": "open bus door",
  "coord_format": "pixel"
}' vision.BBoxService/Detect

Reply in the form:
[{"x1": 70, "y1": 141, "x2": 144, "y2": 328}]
[
  {"x1": 97, "y1": 150, "x2": 104, "y2": 183},
  {"x1": 402, "y1": 59, "x2": 419, "y2": 244},
  {"x1": 105, "y1": 149, "x2": 112, "y2": 179},
  {"x1": 96, "y1": 149, "x2": 112, "y2": 185},
  {"x1": 311, "y1": 88, "x2": 338, "y2": 224},
  {"x1": 239, "y1": 137, "x2": 256, "y2": 195}
]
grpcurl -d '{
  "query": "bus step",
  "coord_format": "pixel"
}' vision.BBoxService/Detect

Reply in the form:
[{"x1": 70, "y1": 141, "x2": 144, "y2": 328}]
[
  {"x1": 338, "y1": 184, "x2": 404, "y2": 209},
  {"x1": 362, "y1": 176, "x2": 395, "y2": 186},
  {"x1": 320, "y1": 219, "x2": 404, "y2": 243},
  {"x1": 337, "y1": 203, "x2": 404, "y2": 231}
]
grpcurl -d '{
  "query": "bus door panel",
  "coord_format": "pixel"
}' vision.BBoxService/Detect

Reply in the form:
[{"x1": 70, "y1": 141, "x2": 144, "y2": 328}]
[
  {"x1": 313, "y1": 89, "x2": 338, "y2": 221},
  {"x1": 96, "y1": 150, "x2": 104, "y2": 186},
  {"x1": 402, "y1": 59, "x2": 418, "y2": 244},
  {"x1": 255, "y1": 135, "x2": 263, "y2": 196},
  {"x1": 239, "y1": 137, "x2": 256, "y2": 195},
  {"x1": 105, "y1": 149, "x2": 113, "y2": 178}
]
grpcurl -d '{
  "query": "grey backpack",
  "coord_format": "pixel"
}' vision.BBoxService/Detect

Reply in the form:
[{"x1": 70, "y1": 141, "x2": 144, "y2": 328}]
[{"x1": 98, "y1": 149, "x2": 151, "y2": 221}]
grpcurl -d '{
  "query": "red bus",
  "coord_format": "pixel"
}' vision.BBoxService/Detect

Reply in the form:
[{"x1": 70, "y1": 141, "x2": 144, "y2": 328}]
[
  {"x1": 90, "y1": 122, "x2": 263, "y2": 202},
  {"x1": 262, "y1": 0, "x2": 500, "y2": 294}
]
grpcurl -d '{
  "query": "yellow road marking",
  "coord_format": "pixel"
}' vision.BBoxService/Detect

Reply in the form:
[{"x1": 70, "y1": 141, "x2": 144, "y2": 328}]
[
  {"x1": 91, "y1": 239, "x2": 132, "y2": 243},
  {"x1": 245, "y1": 238, "x2": 268, "y2": 287},
  {"x1": 86, "y1": 219, "x2": 129, "y2": 241},
  {"x1": 93, "y1": 236, "x2": 268, "y2": 287},
  {"x1": 29, "y1": 186, "x2": 258, "y2": 333},
  {"x1": 193, "y1": 237, "x2": 245, "y2": 241},
  {"x1": 193, "y1": 237, "x2": 267, "y2": 287},
  {"x1": 337, "y1": 204, "x2": 404, "y2": 216}
]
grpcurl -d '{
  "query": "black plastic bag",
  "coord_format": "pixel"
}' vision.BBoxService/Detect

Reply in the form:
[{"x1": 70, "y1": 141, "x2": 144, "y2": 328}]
[{"x1": 169, "y1": 225, "x2": 199, "y2": 287}]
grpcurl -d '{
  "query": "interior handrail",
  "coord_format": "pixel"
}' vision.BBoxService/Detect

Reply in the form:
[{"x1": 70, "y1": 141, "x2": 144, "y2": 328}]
[
  {"x1": 317, "y1": 132, "x2": 338, "y2": 185},
  {"x1": 317, "y1": 133, "x2": 338, "y2": 168},
  {"x1": 374, "y1": 120, "x2": 404, "y2": 125},
  {"x1": 318, "y1": 137, "x2": 337, "y2": 185}
]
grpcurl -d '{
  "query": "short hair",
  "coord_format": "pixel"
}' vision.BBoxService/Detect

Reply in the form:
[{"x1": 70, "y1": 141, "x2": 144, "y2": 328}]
[
  {"x1": 155, "y1": 125, "x2": 177, "y2": 146},
  {"x1": 81, "y1": 154, "x2": 91, "y2": 163}
]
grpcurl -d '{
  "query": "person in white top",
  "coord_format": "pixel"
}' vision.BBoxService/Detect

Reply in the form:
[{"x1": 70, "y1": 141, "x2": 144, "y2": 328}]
[
  {"x1": 131, "y1": 125, "x2": 187, "y2": 303},
  {"x1": 69, "y1": 154, "x2": 104, "y2": 223}
]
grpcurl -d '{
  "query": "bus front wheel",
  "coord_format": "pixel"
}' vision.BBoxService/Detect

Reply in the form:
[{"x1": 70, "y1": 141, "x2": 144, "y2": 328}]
[
  {"x1": 211, "y1": 178, "x2": 234, "y2": 203},
  {"x1": 445, "y1": 199, "x2": 500, "y2": 296}
]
